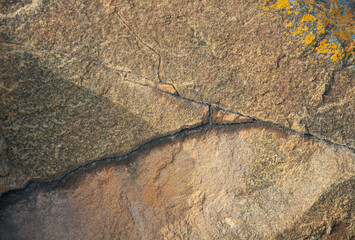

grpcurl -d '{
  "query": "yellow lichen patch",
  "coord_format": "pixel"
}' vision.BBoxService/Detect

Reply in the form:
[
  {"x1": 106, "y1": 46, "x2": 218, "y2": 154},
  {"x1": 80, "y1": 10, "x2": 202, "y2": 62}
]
[
  {"x1": 316, "y1": 39, "x2": 344, "y2": 62},
  {"x1": 301, "y1": 14, "x2": 315, "y2": 23},
  {"x1": 285, "y1": 22, "x2": 292, "y2": 28},
  {"x1": 304, "y1": 33, "x2": 315, "y2": 45},
  {"x1": 317, "y1": 21, "x2": 325, "y2": 34},
  {"x1": 271, "y1": 0, "x2": 291, "y2": 10},
  {"x1": 316, "y1": 39, "x2": 328, "y2": 54},
  {"x1": 330, "y1": 53, "x2": 341, "y2": 62},
  {"x1": 260, "y1": 0, "x2": 355, "y2": 63},
  {"x1": 263, "y1": 6, "x2": 270, "y2": 11},
  {"x1": 290, "y1": 25, "x2": 309, "y2": 36},
  {"x1": 314, "y1": 3, "x2": 355, "y2": 60}
]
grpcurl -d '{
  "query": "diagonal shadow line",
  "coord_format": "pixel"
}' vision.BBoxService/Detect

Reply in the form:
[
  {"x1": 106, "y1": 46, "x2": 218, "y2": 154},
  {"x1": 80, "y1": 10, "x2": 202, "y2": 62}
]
[
  {"x1": 0, "y1": 40, "x2": 177, "y2": 94},
  {"x1": 1, "y1": 40, "x2": 353, "y2": 152}
]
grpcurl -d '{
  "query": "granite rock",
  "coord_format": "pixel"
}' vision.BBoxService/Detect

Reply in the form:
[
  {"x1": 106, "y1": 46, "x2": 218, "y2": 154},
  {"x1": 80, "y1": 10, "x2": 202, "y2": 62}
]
[
  {"x1": 0, "y1": 125, "x2": 353, "y2": 239},
  {"x1": 1, "y1": 0, "x2": 353, "y2": 147},
  {"x1": 0, "y1": 0, "x2": 354, "y2": 239},
  {"x1": 0, "y1": 45, "x2": 208, "y2": 193}
]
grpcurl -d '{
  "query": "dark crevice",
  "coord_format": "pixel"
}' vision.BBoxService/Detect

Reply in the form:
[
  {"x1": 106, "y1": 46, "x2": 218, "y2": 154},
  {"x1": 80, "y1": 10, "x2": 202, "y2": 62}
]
[
  {"x1": 276, "y1": 54, "x2": 286, "y2": 69},
  {"x1": 1, "y1": 40, "x2": 350, "y2": 154},
  {"x1": 1, "y1": 42, "x2": 353, "y2": 148},
  {"x1": 0, "y1": 119, "x2": 210, "y2": 207},
  {"x1": 170, "y1": 83, "x2": 180, "y2": 96},
  {"x1": 0, "y1": 105, "x2": 354, "y2": 205},
  {"x1": 0, "y1": 40, "x2": 354, "y2": 202},
  {"x1": 212, "y1": 105, "x2": 257, "y2": 119},
  {"x1": 0, "y1": 118, "x2": 352, "y2": 210}
]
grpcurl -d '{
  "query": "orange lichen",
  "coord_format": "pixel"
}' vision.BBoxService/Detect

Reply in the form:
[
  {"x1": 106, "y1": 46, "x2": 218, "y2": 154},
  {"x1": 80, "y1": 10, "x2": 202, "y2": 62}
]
[
  {"x1": 317, "y1": 21, "x2": 325, "y2": 34},
  {"x1": 260, "y1": 0, "x2": 355, "y2": 63},
  {"x1": 304, "y1": 33, "x2": 315, "y2": 45},
  {"x1": 301, "y1": 14, "x2": 315, "y2": 23},
  {"x1": 272, "y1": 0, "x2": 291, "y2": 10},
  {"x1": 290, "y1": 25, "x2": 309, "y2": 36},
  {"x1": 315, "y1": 39, "x2": 344, "y2": 62}
]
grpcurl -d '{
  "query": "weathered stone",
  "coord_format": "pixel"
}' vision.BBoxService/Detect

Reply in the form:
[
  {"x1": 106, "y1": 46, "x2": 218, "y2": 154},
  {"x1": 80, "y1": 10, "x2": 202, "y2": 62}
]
[
  {"x1": 1, "y1": 1, "x2": 353, "y2": 147},
  {"x1": 0, "y1": 44, "x2": 208, "y2": 193},
  {"x1": 0, "y1": 132, "x2": 28, "y2": 195},
  {"x1": 211, "y1": 107, "x2": 253, "y2": 124},
  {"x1": 156, "y1": 82, "x2": 179, "y2": 95},
  {"x1": 0, "y1": 0, "x2": 354, "y2": 238},
  {"x1": 0, "y1": 125, "x2": 353, "y2": 239}
]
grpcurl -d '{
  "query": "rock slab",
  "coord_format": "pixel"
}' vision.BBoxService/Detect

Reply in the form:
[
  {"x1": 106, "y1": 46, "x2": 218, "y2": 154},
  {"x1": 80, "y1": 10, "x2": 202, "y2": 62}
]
[{"x1": 0, "y1": 125, "x2": 354, "y2": 239}]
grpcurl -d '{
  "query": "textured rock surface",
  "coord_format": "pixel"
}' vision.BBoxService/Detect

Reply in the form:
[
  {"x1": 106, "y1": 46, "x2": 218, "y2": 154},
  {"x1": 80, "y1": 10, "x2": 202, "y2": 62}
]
[
  {"x1": 0, "y1": 125, "x2": 354, "y2": 239},
  {"x1": 0, "y1": 0, "x2": 354, "y2": 239},
  {"x1": 1, "y1": 0, "x2": 354, "y2": 148},
  {"x1": 0, "y1": 44, "x2": 208, "y2": 193}
]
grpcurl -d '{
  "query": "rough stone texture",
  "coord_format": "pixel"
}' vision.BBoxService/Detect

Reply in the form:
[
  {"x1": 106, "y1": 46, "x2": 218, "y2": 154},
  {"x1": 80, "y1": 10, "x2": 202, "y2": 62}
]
[
  {"x1": 0, "y1": 0, "x2": 354, "y2": 187},
  {"x1": 0, "y1": 132, "x2": 28, "y2": 195},
  {"x1": 1, "y1": 0, "x2": 353, "y2": 148},
  {"x1": 0, "y1": 0, "x2": 354, "y2": 239},
  {"x1": 212, "y1": 107, "x2": 253, "y2": 124},
  {"x1": 0, "y1": 44, "x2": 208, "y2": 193},
  {"x1": 111, "y1": 0, "x2": 354, "y2": 147},
  {"x1": 0, "y1": 125, "x2": 354, "y2": 239}
]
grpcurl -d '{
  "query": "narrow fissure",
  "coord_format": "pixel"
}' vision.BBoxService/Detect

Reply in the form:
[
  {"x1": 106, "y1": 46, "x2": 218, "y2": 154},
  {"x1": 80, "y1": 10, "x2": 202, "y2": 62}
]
[{"x1": 0, "y1": 39, "x2": 354, "y2": 201}]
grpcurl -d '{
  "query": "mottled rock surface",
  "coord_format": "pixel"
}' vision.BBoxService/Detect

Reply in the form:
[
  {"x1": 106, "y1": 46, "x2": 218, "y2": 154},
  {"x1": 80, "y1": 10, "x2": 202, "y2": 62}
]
[
  {"x1": 0, "y1": 125, "x2": 354, "y2": 239},
  {"x1": 1, "y1": 0, "x2": 354, "y2": 148},
  {"x1": 0, "y1": 0, "x2": 354, "y2": 239},
  {"x1": 0, "y1": 45, "x2": 208, "y2": 193}
]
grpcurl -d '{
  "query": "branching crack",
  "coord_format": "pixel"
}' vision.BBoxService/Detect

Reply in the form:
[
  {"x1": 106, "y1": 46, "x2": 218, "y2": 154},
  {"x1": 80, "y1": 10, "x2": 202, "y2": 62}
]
[
  {"x1": 116, "y1": 12, "x2": 163, "y2": 82},
  {"x1": 1, "y1": 40, "x2": 353, "y2": 151},
  {"x1": 0, "y1": 40, "x2": 177, "y2": 96},
  {"x1": 0, "y1": 38, "x2": 354, "y2": 201}
]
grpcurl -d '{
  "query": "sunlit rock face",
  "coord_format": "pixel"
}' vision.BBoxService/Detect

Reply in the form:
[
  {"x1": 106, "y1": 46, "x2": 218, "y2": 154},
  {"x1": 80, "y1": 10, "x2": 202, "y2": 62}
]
[
  {"x1": 0, "y1": 0, "x2": 354, "y2": 239},
  {"x1": 0, "y1": 48, "x2": 209, "y2": 193},
  {"x1": 1, "y1": 0, "x2": 354, "y2": 192},
  {"x1": 1, "y1": 125, "x2": 354, "y2": 239}
]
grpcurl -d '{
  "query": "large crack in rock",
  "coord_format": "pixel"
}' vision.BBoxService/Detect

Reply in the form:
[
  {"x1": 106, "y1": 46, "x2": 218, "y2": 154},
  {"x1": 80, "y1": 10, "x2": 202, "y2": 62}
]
[
  {"x1": 1, "y1": 0, "x2": 354, "y2": 194},
  {"x1": 0, "y1": 45, "x2": 208, "y2": 194},
  {"x1": 0, "y1": 0, "x2": 354, "y2": 238},
  {"x1": 0, "y1": 124, "x2": 354, "y2": 239},
  {"x1": 89, "y1": 0, "x2": 355, "y2": 147},
  {"x1": 1, "y1": 0, "x2": 353, "y2": 148}
]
